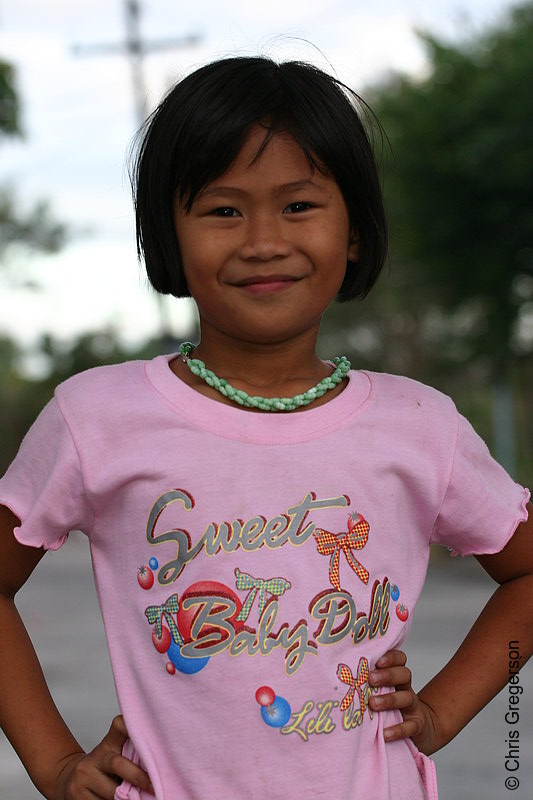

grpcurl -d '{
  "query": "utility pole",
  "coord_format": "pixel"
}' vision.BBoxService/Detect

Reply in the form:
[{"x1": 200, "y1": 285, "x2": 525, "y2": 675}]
[
  {"x1": 73, "y1": 1, "x2": 201, "y2": 346},
  {"x1": 74, "y1": 0, "x2": 201, "y2": 126}
]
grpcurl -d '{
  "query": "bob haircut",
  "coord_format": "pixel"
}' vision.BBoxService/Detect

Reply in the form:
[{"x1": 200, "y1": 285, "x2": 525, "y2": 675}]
[{"x1": 130, "y1": 56, "x2": 388, "y2": 302}]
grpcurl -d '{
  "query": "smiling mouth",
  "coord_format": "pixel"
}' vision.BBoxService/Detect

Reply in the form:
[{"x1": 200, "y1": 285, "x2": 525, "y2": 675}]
[{"x1": 232, "y1": 275, "x2": 301, "y2": 294}]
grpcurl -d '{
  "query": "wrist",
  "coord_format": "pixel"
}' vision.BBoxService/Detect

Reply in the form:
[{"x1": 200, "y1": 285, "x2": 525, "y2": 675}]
[
  {"x1": 41, "y1": 749, "x2": 86, "y2": 800},
  {"x1": 416, "y1": 687, "x2": 456, "y2": 755}
]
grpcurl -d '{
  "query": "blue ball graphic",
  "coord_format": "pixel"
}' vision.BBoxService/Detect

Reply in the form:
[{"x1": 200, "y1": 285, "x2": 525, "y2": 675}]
[
  {"x1": 390, "y1": 584, "x2": 400, "y2": 602},
  {"x1": 149, "y1": 557, "x2": 159, "y2": 570},
  {"x1": 167, "y1": 641, "x2": 209, "y2": 674},
  {"x1": 261, "y1": 696, "x2": 291, "y2": 728}
]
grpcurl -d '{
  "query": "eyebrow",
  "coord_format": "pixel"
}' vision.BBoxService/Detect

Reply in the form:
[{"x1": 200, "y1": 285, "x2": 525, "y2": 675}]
[{"x1": 198, "y1": 179, "x2": 326, "y2": 199}]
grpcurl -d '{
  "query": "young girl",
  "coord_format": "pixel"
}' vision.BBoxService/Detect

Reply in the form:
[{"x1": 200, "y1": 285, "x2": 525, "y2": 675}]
[{"x1": 0, "y1": 56, "x2": 531, "y2": 800}]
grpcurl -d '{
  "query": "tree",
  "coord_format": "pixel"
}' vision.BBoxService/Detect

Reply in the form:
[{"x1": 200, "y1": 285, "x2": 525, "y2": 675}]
[
  {"x1": 0, "y1": 57, "x2": 69, "y2": 471},
  {"x1": 0, "y1": 59, "x2": 19, "y2": 135},
  {"x1": 0, "y1": 58, "x2": 66, "y2": 261},
  {"x1": 321, "y1": 2, "x2": 533, "y2": 475},
  {"x1": 370, "y1": 3, "x2": 533, "y2": 375}
]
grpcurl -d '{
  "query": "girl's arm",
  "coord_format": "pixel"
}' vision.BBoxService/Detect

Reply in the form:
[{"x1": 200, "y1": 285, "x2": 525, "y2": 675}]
[
  {"x1": 369, "y1": 501, "x2": 533, "y2": 755},
  {"x1": 0, "y1": 504, "x2": 154, "y2": 799}
]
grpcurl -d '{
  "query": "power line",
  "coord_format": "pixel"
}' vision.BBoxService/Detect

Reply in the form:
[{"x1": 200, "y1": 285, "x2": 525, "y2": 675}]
[{"x1": 73, "y1": 0, "x2": 201, "y2": 124}]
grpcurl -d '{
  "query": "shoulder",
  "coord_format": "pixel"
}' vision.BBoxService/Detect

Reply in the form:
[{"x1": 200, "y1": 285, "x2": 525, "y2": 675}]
[
  {"x1": 362, "y1": 370, "x2": 456, "y2": 412},
  {"x1": 55, "y1": 358, "x2": 148, "y2": 399},
  {"x1": 360, "y1": 370, "x2": 459, "y2": 437},
  {"x1": 53, "y1": 358, "x2": 155, "y2": 425}
]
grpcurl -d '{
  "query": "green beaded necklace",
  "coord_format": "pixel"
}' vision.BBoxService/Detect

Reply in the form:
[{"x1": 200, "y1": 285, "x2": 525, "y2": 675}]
[{"x1": 179, "y1": 342, "x2": 351, "y2": 412}]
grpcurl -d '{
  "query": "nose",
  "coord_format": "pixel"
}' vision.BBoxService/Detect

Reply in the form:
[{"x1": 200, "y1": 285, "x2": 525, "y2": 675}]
[{"x1": 238, "y1": 213, "x2": 292, "y2": 262}]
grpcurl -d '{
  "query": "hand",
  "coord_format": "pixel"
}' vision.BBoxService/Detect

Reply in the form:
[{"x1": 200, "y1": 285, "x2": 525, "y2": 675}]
[
  {"x1": 53, "y1": 715, "x2": 154, "y2": 799},
  {"x1": 368, "y1": 649, "x2": 439, "y2": 755}
]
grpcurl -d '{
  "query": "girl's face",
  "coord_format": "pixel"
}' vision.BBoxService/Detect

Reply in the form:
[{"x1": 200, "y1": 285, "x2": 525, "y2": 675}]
[{"x1": 174, "y1": 126, "x2": 359, "y2": 349}]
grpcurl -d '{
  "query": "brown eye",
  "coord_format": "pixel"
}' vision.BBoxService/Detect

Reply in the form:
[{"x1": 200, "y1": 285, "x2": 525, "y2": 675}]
[
  {"x1": 284, "y1": 202, "x2": 313, "y2": 213},
  {"x1": 211, "y1": 207, "x2": 239, "y2": 217}
]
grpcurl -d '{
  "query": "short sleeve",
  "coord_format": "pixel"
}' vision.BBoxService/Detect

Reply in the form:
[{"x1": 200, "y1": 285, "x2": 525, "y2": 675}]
[
  {"x1": 0, "y1": 396, "x2": 94, "y2": 550},
  {"x1": 431, "y1": 412, "x2": 530, "y2": 556}
]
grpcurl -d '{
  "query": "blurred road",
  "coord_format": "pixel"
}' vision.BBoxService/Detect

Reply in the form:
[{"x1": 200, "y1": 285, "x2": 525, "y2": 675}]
[{"x1": 1, "y1": 532, "x2": 531, "y2": 799}]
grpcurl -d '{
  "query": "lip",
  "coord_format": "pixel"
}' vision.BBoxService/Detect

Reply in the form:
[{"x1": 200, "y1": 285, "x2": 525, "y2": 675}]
[{"x1": 232, "y1": 274, "x2": 301, "y2": 294}]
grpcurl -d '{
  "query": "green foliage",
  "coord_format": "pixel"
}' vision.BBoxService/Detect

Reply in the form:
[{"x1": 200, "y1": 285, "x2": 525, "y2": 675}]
[
  {"x1": 0, "y1": 58, "x2": 67, "y2": 265},
  {"x1": 320, "y1": 3, "x2": 533, "y2": 479},
  {"x1": 0, "y1": 193, "x2": 66, "y2": 257},
  {"x1": 0, "y1": 59, "x2": 20, "y2": 138},
  {"x1": 368, "y1": 2, "x2": 533, "y2": 372}
]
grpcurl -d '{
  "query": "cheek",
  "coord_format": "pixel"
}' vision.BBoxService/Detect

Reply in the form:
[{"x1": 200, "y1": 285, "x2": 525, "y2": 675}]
[
  {"x1": 180, "y1": 224, "x2": 226, "y2": 268},
  {"x1": 314, "y1": 227, "x2": 352, "y2": 272},
  {"x1": 178, "y1": 239, "x2": 212, "y2": 285}
]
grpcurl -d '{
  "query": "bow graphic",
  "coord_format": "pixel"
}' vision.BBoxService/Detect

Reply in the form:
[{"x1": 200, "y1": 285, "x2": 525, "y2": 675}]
[
  {"x1": 314, "y1": 514, "x2": 370, "y2": 589},
  {"x1": 234, "y1": 568, "x2": 291, "y2": 622},
  {"x1": 337, "y1": 657, "x2": 370, "y2": 714},
  {"x1": 145, "y1": 593, "x2": 183, "y2": 645}
]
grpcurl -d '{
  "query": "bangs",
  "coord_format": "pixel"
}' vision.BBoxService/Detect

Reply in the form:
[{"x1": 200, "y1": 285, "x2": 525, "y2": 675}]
[{"x1": 172, "y1": 64, "x2": 342, "y2": 211}]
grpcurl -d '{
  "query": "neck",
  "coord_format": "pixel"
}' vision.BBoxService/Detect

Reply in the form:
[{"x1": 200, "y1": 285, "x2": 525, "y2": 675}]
[{"x1": 190, "y1": 327, "x2": 328, "y2": 391}]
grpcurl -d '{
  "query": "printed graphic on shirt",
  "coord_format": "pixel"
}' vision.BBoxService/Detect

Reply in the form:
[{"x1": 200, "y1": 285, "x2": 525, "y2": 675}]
[
  {"x1": 256, "y1": 655, "x2": 378, "y2": 740},
  {"x1": 279, "y1": 697, "x2": 339, "y2": 741},
  {"x1": 138, "y1": 488, "x2": 409, "y2": 735},
  {"x1": 234, "y1": 568, "x2": 292, "y2": 623},
  {"x1": 255, "y1": 686, "x2": 293, "y2": 728},
  {"x1": 276, "y1": 666, "x2": 378, "y2": 741},
  {"x1": 144, "y1": 489, "x2": 350, "y2": 584},
  {"x1": 337, "y1": 656, "x2": 370, "y2": 713},
  {"x1": 314, "y1": 511, "x2": 370, "y2": 589}
]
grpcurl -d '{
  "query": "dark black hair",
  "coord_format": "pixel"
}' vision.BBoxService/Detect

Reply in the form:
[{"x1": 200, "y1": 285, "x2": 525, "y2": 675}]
[{"x1": 130, "y1": 56, "x2": 388, "y2": 302}]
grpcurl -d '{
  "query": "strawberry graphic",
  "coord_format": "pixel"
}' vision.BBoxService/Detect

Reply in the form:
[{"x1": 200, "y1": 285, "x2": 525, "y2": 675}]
[
  {"x1": 347, "y1": 511, "x2": 363, "y2": 532},
  {"x1": 137, "y1": 565, "x2": 154, "y2": 590},
  {"x1": 152, "y1": 624, "x2": 171, "y2": 653},
  {"x1": 396, "y1": 603, "x2": 409, "y2": 622}
]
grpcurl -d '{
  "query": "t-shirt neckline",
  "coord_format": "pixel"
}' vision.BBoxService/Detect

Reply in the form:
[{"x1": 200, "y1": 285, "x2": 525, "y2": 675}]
[{"x1": 144, "y1": 353, "x2": 372, "y2": 444}]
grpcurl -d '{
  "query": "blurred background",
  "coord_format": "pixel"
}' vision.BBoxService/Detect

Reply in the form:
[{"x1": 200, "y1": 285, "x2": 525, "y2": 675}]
[
  {"x1": 1, "y1": 0, "x2": 532, "y2": 483},
  {"x1": 1, "y1": 1, "x2": 532, "y2": 798}
]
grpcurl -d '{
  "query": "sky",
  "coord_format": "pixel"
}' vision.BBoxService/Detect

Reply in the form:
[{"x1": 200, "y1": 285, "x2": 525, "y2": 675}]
[{"x1": 0, "y1": 0, "x2": 521, "y2": 372}]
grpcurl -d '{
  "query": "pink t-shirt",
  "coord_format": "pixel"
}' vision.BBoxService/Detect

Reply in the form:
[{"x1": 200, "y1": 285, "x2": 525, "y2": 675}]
[{"x1": 0, "y1": 354, "x2": 529, "y2": 800}]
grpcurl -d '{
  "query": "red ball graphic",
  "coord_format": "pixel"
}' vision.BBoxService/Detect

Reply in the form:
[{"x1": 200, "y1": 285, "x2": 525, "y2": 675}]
[
  {"x1": 166, "y1": 662, "x2": 176, "y2": 675},
  {"x1": 255, "y1": 686, "x2": 276, "y2": 707},
  {"x1": 177, "y1": 581, "x2": 245, "y2": 648}
]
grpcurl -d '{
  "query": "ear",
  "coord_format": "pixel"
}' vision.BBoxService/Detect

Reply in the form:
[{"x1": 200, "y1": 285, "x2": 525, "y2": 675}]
[{"x1": 347, "y1": 230, "x2": 360, "y2": 262}]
